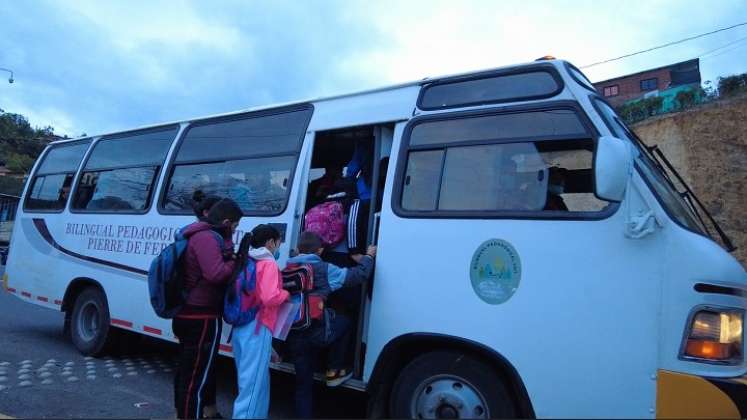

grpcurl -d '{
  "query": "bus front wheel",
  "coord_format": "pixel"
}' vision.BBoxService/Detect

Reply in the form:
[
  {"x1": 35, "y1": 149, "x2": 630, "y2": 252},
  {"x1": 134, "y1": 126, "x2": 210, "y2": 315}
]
[
  {"x1": 390, "y1": 351, "x2": 516, "y2": 419},
  {"x1": 70, "y1": 287, "x2": 115, "y2": 356}
]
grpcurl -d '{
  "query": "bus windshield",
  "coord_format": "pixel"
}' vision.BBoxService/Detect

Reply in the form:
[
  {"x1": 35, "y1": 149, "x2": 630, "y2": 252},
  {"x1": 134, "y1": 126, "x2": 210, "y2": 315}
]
[{"x1": 593, "y1": 98, "x2": 734, "y2": 250}]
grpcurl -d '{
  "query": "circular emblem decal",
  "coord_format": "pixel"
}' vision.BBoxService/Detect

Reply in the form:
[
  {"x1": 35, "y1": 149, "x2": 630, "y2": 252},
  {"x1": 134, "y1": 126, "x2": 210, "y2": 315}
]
[{"x1": 469, "y1": 239, "x2": 521, "y2": 305}]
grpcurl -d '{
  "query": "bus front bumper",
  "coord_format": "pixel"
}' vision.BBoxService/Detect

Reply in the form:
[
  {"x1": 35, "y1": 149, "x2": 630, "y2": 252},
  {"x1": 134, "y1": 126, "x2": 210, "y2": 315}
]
[{"x1": 657, "y1": 370, "x2": 747, "y2": 418}]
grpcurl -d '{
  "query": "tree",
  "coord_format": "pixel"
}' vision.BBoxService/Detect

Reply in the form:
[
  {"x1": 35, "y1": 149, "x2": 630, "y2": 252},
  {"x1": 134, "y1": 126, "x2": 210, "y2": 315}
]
[
  {"x1": 0, "y1": 108, "x2": 62, "y2": 194},
  {"x1": 5, "y1": 152, "x2": 35, "y2": 174}
]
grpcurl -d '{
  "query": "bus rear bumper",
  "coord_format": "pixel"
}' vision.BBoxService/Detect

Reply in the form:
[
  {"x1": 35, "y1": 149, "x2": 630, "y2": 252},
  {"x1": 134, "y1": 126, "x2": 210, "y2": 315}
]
[{"x1": 657, "y1": 370, "x2": 747, "y2": 418}]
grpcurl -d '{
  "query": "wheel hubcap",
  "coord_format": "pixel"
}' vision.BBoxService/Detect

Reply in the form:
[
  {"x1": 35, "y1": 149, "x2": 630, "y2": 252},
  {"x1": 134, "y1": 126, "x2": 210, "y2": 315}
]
[
  {"x1": 411, "y1": 375, "x2": 489, "y2": 419},
  {"x1": 77, "y1": 302, "x2": 99, "y2": 342}
]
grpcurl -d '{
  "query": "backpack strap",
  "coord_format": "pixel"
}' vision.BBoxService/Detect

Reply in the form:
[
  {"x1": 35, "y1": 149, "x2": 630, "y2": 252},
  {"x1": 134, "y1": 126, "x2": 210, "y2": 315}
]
[{"x1": 209, "y1": 230, "x2": 228, "y2": 252}]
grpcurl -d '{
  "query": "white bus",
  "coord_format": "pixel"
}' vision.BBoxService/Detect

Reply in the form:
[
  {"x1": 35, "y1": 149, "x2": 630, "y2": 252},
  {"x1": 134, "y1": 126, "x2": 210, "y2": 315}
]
[{"x1": 4, "y1": 58, "x2": 746, "y2": 418}]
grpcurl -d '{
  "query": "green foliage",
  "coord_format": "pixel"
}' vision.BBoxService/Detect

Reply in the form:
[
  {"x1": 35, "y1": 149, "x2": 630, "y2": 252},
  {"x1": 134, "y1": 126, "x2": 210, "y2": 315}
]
[
  {"x1": 0, "y1": 176, "x2": 26, "y2": 196},
  {"x1": 0, "y1": 108, "x2": 60, "y2": 195},
  {"x1": 718, "y1": 74, "x2": 747, "y2": 98},
  {"x1": 675, "y1": 89, "x2": 697, "y2": 110},
  {"x1": 617, "y1": 96, "x2": 664, "y2": 124},
  {"x1": 5, "y1": 152, "x2": 35, "y2": 173}
]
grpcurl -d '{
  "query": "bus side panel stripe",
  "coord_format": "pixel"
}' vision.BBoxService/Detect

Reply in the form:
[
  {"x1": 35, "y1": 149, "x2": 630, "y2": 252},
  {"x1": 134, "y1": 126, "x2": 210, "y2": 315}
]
[
  {"x1": 143, "y1": 326, "x2": 162, "y2": 335},
  {"x1": 31, "y1": 218, "x2": 148, "y2": 276},
  {"x1": 111, "y1": 318, "x2": 133, "y2": 328}
]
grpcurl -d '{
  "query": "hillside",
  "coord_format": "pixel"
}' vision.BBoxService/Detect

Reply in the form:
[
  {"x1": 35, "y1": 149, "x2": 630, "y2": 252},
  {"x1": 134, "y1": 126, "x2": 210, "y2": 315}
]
[
  {"x1": 0, "y1": 109, "x2": 59, "y2": 195},
  {"x1": 632, "y1": 95, "x2": 747, "y2": 266}
]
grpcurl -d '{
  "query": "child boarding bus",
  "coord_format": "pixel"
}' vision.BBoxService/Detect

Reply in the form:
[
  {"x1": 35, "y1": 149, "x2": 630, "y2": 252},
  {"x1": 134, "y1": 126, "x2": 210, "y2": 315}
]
[{"x1": 3, "y1": 58, "x2": 746, "y2": 418}]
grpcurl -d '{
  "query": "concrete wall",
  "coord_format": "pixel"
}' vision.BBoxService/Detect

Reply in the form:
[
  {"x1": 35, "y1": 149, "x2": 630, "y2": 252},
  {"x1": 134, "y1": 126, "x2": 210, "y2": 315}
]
[{"x1": 632, "y1": 95, "x2": 747, "y2": 267}]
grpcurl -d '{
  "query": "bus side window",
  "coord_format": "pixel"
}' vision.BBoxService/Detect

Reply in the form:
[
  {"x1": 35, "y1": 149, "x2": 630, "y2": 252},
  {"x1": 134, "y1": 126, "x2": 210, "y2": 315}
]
[
  {"x1": 399, "y1": 108, "x2": 611, "y2": 214},
  {"x1": 72, "y1": 127, "x2": 177, "y2": 212},
  {"x1": 160, "y1": 107, "x2": 312, "y2": 216},
  {"x1": 24, "y1": 140, "x2": 91, "y2": 212}
]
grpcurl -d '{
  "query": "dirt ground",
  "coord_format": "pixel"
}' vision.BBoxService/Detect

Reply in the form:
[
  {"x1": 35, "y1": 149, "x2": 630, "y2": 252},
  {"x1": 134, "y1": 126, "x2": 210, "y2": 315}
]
[{"x1": 633, "y1": 95, "x2": 747, "y2": 267}]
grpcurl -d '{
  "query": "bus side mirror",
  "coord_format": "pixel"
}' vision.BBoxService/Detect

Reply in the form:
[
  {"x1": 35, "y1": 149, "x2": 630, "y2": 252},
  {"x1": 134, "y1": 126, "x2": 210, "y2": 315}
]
[{"x1": 594, "y1": 136, "x2": 632, "y2": 202}]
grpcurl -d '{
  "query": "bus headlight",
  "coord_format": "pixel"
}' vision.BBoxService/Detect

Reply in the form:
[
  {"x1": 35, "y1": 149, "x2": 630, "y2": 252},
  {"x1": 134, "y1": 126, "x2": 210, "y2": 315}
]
[{"x1": 682, "y1": 308, "x2": 743, "y2": 364}]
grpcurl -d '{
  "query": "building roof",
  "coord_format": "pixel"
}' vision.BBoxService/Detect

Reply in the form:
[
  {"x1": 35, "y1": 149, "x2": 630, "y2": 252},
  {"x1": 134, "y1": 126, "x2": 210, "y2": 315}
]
[{"x1": 593, "y1": 58, "x2": 700, "y2": 86}]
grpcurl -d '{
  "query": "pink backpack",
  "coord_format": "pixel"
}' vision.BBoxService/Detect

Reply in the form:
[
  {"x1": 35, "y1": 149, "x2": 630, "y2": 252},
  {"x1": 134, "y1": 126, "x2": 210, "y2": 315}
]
[{"x1": 304, "y1": 201, "x2": 346, "y2": 247}]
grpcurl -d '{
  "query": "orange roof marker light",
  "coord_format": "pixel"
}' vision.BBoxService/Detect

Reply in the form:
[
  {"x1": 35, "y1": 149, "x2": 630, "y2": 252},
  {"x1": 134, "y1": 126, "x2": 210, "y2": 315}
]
[{"x1": 535, "y1": 55, "x2": 557, "y2": 61}]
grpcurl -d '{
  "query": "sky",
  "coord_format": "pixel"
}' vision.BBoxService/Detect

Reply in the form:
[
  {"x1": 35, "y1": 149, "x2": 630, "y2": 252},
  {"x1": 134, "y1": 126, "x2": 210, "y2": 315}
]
[{"x1": 1, "y1": 0, "x2": 746, "y2": 137}]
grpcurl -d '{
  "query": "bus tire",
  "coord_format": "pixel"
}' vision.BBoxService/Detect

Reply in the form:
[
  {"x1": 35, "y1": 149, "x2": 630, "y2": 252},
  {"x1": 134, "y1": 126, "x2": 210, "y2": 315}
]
[
  {"x1": 390, "y1": 351, "x2": 516, "y2": 419},
  {"x1": 70, "y1": 287, "x2": 115, "y2": 356}
]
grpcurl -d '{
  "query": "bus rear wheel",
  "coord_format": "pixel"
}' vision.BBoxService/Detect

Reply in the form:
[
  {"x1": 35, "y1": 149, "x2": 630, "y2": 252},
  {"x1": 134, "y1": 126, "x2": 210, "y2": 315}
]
[
  {"x1": 70, "y1": 287, "x2": 115, "y2": 356},
  {"x1": 390, "y1": 351, "x2": 516, "y2": 419}
]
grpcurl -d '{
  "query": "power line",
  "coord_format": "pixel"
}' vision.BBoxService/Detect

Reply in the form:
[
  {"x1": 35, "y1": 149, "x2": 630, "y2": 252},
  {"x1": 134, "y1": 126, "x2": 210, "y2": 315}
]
[
  {"x1": 703, "y1": 40, "x2": 747, "y2": 60},
  {"x1": 580, "y1": 21, "x2": 747, "y2": 68},
  {"x1": 699, "y1": 34, "x2": 747, "y2": 58}
]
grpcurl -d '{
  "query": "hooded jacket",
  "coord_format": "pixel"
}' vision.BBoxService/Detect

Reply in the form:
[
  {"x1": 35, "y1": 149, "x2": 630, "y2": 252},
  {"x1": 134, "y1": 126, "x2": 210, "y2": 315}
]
[
  {"x1": 178, "y1": 221, "x2": 235, "y2": 317},
  {"x1": 286, "y1": 253, "x2": 374, "y2": 298},
  {"x1": 247, "y1": 247, "x2": 290, "y2": 333}
]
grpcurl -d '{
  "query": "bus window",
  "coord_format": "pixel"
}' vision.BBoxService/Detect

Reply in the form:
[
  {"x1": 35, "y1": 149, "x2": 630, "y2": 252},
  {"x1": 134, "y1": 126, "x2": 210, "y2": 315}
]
[
  {"x1": 399, "y1": 108, "x2": 610, "y2": 215},
  {"x1": 24, "y1": 140, "x2": 91, "y2": 211},
  {"x1": 402, "y1": 150, "x2": 444, "y2": 210},
  {"x1": 418, "y1": 68, "x2": 562, "y2": 110},
  {"x1": 72, "y1": 126, "x2": 177, "y2": 212},
  {"x1": 165, "y1": 156, "x2": 294, "y2": 214},
  {"x1": 161, "y1": 107, "x2": 313, "y2": 215}
]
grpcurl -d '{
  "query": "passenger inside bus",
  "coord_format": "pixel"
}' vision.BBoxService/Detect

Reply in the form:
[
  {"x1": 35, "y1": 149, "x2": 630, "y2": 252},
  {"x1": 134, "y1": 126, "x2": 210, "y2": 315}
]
[
  {"x1": 295, "y1": 126, "x2": 387, "y2": 375},
  {"x1": 307, "y1": 163, "x2": 343, "y2": 209},
  {"x1": 544, "y1": 166, "x2": 569, "y2": 211}
]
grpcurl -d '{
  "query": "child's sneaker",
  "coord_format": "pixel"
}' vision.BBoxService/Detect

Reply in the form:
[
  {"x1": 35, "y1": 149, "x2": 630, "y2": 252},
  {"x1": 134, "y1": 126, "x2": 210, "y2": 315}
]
[{"x1": 325, "y1": 368, "x2": 353, "y2": 387}]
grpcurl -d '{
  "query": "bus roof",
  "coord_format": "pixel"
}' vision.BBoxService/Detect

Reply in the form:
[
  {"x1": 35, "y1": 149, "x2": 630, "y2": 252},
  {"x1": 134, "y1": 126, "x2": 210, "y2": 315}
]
[{"x1": 50, "y1": 58, "x2": 566, "y2": 145}]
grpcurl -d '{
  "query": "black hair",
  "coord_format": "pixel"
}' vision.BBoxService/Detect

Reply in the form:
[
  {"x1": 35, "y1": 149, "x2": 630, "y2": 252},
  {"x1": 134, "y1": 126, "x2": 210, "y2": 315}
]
[
  {"x1": 248, "y1": 224, "x2": 281, "y2": 248},
  {"x1": 226, "y1": 232, "x2": 254, "y2": 301},
  {"x1": 206, "y1": 198, "x2": 243, "y2": 226},
  {"x1": 298, "y1": 231, "x2": 322, "y2": 254},
  {"x1": 191, "y1": 190, "x2": 222, "y2": 220}
]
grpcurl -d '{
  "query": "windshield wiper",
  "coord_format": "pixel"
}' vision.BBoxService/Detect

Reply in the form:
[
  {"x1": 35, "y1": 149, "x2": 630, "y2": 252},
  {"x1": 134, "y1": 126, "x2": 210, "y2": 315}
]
[{"x1": 649, "y1": 144, "x2": 736, "y2": 252}]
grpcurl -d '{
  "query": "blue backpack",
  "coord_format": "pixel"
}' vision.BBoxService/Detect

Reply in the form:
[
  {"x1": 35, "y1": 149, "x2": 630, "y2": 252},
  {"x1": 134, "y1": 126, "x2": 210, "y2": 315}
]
[
  {"x1": 148, "y1": 227, "x2": 223, "y2": 319},
  {"x1": 223, "y1": 258, "x2": 260, "y2": 326}
]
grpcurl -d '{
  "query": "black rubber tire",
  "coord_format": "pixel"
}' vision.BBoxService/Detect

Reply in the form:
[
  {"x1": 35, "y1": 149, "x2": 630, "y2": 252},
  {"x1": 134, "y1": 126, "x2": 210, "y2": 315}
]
[
  {"x1": 390, "y1": 351, "x2": 517, "y2": 419},
  {"x1": 69, "y1": 287, "x2": 115, "y2": 356}
]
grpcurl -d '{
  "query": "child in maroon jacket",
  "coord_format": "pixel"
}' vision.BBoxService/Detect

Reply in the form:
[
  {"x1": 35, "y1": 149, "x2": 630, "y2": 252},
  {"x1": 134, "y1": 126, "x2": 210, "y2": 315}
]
[{"x1": 173, "y1": 198, "x2": 242, "y2": 419}]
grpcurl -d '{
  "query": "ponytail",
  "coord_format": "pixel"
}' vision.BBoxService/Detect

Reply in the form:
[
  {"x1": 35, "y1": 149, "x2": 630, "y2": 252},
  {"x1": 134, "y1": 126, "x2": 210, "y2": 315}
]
[{"x1": 226, "y1": 231, "x2": 254, "y2": 300}]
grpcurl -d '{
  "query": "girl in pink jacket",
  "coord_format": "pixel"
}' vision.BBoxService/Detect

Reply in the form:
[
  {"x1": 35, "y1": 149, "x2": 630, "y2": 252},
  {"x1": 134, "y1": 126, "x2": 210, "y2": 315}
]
[{"x1": 232, "y1": 224, "x2": 289, "y2": 419}]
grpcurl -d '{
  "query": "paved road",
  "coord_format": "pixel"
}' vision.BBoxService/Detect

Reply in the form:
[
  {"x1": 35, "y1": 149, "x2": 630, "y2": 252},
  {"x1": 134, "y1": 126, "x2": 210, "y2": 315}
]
[{"x1": 0, "y1": 270, "x2": 367, "y2": 418}]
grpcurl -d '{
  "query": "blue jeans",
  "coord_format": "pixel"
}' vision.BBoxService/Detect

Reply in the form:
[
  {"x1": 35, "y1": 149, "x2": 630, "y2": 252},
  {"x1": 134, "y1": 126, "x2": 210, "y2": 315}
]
[{"x1": 287, "y1": 311, "x2": 351, "y2": 418}]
